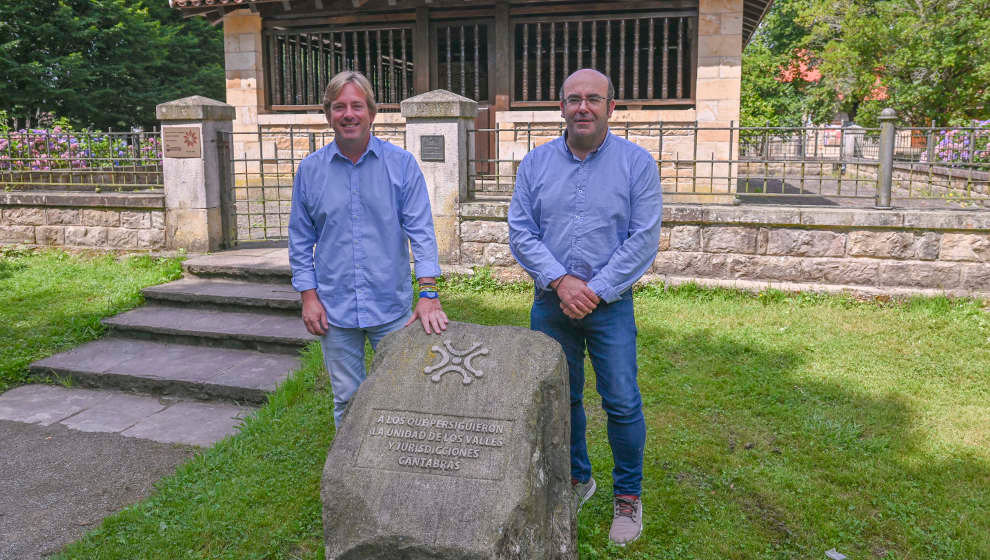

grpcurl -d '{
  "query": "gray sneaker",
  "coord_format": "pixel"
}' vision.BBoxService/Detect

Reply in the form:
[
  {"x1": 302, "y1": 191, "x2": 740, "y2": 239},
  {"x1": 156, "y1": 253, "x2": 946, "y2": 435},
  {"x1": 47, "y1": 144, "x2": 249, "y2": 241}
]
[
  {"x1": 572, "y1": 478, "x2": 597, "y2": 513},
  {"x1": 609, "y1": 495, "x2": 642, "y2": 546}
]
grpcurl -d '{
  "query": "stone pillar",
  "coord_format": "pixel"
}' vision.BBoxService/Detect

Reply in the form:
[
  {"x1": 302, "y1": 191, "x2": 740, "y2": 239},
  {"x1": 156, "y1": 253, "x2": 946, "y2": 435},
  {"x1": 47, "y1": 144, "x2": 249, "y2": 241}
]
[
  {"x1": 223, "y1": 10, "x2": 265, "y2": 135},
  {"x1": 156, "y1": 96, "x2": 235, "y2": 253},
  {"x1": 688, "y1": 0, "x2": 744, "y2": 204},
  {"x1": 401, "y1": 90, "x2": 478, "y2": 265},
  {"x1": 223, "y1": 10, "x2": 266, "y2": 176}
]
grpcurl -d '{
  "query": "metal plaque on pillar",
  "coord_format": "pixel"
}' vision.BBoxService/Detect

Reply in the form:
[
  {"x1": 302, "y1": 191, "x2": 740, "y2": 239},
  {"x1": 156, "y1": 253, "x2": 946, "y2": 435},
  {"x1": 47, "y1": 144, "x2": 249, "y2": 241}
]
[
  {"x1": 421, "y1": 135, "x2": 445, "y2": 162},
  {"x1": 163, "y1": 127, "x2": 202, "y2": 158}
]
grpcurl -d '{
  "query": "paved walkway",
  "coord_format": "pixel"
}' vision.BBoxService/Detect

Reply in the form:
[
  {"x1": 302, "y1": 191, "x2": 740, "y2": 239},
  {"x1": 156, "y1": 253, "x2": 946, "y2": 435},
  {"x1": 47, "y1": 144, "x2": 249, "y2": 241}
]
[{"x1": 0, "y1": 385, "x2": 253, "y2": 447}]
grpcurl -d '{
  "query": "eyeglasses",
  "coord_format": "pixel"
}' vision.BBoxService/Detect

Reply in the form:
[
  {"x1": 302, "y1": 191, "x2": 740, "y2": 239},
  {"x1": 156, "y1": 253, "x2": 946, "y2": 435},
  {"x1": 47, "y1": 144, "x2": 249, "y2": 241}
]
[{"x1": 563, "y1": 95, "x2": 610, "y2": 108}]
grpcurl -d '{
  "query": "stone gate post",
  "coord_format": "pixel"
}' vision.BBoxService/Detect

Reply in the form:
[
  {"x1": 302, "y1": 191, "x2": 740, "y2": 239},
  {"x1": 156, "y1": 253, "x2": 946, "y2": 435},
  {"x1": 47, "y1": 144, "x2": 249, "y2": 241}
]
[
  {"x1": 400, "y1": 90, "x2": 478, "y2": 265},
  {"x1": 156, "y1": 96, "x2": 235, "y2": 252}
]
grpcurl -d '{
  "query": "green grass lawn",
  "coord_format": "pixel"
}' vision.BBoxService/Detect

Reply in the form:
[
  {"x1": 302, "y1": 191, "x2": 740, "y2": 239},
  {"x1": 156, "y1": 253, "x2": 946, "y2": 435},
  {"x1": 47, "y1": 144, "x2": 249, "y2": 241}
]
[
  {"x1": 52, "y1": 274, "x2": 990, "y2": 560},
  {"x1": 0, "y1": 247, "x2": 183, "y2": 393}
]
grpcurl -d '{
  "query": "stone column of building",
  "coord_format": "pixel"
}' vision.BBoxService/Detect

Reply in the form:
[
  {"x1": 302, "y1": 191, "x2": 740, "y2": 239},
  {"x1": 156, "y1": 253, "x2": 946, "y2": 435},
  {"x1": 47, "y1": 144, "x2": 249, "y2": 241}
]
[
  {"x1": 223, "y1": 10, "x2": 266, "y2": 170},
  {"x1": 156, "y1": 96, "x2": 235, "y2": 252},
  {"x1": 401, "y1": 90, "x2": 479, "y2": 265},
  {"x1": 689, "y1": 0, "x2": 744, "y2": 203}
]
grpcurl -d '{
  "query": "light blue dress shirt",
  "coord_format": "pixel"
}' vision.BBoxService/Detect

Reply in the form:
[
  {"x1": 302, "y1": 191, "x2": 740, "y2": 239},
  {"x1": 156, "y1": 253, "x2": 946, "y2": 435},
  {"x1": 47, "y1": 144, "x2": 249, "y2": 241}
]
[
  {"x1": 508, "y1": 132, "x2": 662, "y2": 303},
  {"x1": 288, "y1": 135, "x2": 441, "y2": 329}
]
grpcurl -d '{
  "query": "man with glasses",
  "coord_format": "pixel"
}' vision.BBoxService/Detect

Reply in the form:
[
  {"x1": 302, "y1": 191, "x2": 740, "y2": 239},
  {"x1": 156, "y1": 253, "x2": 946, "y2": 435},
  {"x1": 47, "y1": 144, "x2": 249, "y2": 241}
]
[{"x1": 508, "y1": 68, "x2": 661, "y2": 546}]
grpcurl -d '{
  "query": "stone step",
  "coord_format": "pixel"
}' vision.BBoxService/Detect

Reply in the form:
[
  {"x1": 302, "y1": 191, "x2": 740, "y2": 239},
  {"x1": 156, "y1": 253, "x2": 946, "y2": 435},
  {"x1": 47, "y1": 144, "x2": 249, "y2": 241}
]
[
  {"x1": 142, "y1": 277, "x2": 301, "y2": 313},
  {"x1": 29, "y1": 338, "x2": 301, "y2": 404},
  {"x1": 101, "y1": 305, "x2": 315, "y2": 354},
  {"x1": 182, "y1": 248, "x2": 292, "y2": 282}
]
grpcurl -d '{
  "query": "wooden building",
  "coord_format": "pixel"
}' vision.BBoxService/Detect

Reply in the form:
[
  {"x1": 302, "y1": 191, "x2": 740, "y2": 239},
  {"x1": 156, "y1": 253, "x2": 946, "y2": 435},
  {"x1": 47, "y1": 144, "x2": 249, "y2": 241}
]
[
  {"x1": 172, "y1": 0, "x2": 771, "y2": 200},
  {"x1": 173, "y1": 0, "x2": 768, "y2": 122}
]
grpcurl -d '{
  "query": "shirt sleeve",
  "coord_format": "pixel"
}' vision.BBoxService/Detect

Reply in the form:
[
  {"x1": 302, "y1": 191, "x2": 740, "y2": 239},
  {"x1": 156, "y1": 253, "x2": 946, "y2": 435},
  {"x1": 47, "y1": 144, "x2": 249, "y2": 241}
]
[
  {"x1": 586, "y1": 152, "x2": 662, "y2": 303},
  {"x1": 508, "y1": 154, "x2": 567, "y2": 291},
  {"x1": 398, "y1": 153, "x2": 442, "y2": 279},
  {"x1": 288, "y1": 160, "x2": 319, "y2": 293}
]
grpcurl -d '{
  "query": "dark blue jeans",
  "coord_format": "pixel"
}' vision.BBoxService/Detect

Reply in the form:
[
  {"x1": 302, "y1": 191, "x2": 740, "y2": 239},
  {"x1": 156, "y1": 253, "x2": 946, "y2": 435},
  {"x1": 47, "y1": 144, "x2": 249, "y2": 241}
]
[{"x1": 531, "y1": 289, "x2": 645, "y2": 496}]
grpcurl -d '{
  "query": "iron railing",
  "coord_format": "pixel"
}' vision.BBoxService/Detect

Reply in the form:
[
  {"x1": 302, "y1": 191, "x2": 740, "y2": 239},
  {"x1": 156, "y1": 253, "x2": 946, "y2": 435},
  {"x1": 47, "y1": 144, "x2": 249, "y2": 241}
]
[
  {"x1": 888, "y1": 126, "x2": 990, "y2": 202},
  {"x1": 468, "y1": 122, "x2": 990, "y2": 208},
  {"x1": 0, "y1": 129, "x2": 163, "y2": 191},
  {"x1": 220, "y1": 124, "x2": 406, "y2": 243}
]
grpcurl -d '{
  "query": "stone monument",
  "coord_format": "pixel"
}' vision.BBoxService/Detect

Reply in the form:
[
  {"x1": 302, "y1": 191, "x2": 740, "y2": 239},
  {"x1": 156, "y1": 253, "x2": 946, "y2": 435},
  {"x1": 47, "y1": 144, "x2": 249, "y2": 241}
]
[{"x1": 321, "y1": 321, "x2": 575, "y2": 560}]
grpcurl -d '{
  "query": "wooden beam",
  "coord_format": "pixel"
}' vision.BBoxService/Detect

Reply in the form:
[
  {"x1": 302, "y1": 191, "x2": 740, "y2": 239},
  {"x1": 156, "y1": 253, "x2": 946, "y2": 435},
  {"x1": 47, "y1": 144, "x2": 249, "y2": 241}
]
[
  {"x1": 510, "y1": 1, "x2": 697, "y2": 16},
  {"x1": 414, "y1": 6, "x2": 430, "y2": 93},
  {"x1": 493, "y1": 1, "x2": 510, "y2": 110},
  {"x1": 262, "y1": 12, "x2": 415, "y2": 28}
]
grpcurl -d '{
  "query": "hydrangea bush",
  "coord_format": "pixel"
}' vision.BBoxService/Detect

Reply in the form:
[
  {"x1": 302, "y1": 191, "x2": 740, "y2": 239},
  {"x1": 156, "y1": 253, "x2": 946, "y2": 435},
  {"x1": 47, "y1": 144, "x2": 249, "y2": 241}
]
[
  {"x1": 0, "y1": 127, "x2": 162, "y2": 171},
  {"x1": 920, "y1": 120, "x2": 990, "y2": 168}
]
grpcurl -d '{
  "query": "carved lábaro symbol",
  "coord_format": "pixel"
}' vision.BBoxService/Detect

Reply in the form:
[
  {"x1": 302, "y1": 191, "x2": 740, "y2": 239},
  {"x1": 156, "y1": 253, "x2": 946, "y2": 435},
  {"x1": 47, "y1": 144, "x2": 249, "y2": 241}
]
[{"x1": 424, "y1": 340, "x2": 490, "y2": 384}]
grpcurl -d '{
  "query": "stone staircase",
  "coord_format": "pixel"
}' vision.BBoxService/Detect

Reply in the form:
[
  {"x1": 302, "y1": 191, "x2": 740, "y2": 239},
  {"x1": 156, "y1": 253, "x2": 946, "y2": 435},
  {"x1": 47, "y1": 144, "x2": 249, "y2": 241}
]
[
  {"x1": 30, "y1": 248, "x2": 311, "y2": 405},
  {"x1": 12, "y1": 247, "x2": 313, "y2": 446}
]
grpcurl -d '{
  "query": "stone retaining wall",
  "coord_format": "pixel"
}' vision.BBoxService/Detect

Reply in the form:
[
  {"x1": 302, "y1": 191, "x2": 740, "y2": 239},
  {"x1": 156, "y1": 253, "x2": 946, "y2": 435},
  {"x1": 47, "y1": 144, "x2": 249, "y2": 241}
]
[
  {"x1": 0, "y1": 192, "x2": 166, "y2": 251},
  {"x1": 458, "y1": 202, "x2": 990, "y2": 297}
]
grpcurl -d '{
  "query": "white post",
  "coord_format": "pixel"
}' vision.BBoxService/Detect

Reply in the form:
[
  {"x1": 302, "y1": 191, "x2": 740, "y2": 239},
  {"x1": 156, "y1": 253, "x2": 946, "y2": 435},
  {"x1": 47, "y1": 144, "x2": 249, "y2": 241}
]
[
  {"x1": 401, "y1": 90, "x2": 478, "y2": 264},
  {"x1": 156, "y1": 96, "x2": 235, "y2": 252}
]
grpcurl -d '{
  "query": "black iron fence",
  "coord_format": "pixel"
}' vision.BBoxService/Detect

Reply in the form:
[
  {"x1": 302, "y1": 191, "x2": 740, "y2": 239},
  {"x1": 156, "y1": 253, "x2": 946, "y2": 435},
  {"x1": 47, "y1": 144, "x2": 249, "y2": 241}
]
[
  {"x1": 468, "y1": 120, "x2": 990, "y2": 208},
  {"x1": 219, "y1": 124, "x2": 406, "y2": 244},
  {"x1": 0, "y1": 129, "x2": 163, "y2": 191}
]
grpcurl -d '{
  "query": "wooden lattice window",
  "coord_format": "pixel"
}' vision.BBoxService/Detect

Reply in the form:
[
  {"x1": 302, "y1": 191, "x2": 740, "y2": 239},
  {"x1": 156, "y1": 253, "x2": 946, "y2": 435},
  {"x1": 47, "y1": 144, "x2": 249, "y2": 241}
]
[
  {"x1": 434, "y1": 23, "x2": 490, "y2": 102},
  {"x1": 264, "y1": 25, "x2": 415, "y2": 110},
  {"x1": 513, "y1": 14, "x2": 696, "y2": 105}
]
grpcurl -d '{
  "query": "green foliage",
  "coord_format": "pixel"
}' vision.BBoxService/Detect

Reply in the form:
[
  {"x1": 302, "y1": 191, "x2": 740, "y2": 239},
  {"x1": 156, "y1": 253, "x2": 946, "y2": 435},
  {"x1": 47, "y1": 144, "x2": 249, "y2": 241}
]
[
  {"x1": 740, "y1": 41, "x2": 807, "y2": 127},
  {"x1": 742, "y1": 0, "x2": 990, "y2": 126},
  {"x1": 0, "y1": 0, "x2": 223, "y2": 130},
  {"x1": 741, "y1": 0, "x2": 834, "y2": 127},
  {"x1": 792, "y1": 0, "x2": 988, "y2": 125},
  {"x1": 438, "y1": 266, "x2": 530, "y2": 295}
]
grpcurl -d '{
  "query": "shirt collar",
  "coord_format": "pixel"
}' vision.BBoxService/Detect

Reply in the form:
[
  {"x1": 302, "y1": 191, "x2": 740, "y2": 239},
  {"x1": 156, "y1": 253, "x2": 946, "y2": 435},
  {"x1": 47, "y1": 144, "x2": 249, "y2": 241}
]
[
  {"x1": 560, "y1": 129, "x2": 613, "y2": 161},
  {"x1": 328, "y1": 134, "x2": 381, "y2": 163}
]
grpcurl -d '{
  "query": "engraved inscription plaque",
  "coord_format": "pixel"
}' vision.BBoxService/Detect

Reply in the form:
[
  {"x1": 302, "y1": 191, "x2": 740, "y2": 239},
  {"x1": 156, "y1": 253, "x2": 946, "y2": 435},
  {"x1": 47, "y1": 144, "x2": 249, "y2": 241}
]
[
  {"x1": 356, "y1": 409, "x2": 513, "y2": 480},
  {"x1": 163, "y1": 126, "x2": 202, "y2": 158},
  {"x1": 420, "y1": 135, "x2": 445, "y2": 162}
]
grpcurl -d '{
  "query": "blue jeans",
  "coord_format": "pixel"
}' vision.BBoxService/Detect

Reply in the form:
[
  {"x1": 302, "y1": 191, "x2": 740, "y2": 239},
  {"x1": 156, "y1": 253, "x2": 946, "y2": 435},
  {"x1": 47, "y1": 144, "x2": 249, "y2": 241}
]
[
  {"x1": 320, "y1": 311, "x2": 411, "y2": 426},
  {"x1": 531, "y1": 289, "x2": 645, "y2": 496}
]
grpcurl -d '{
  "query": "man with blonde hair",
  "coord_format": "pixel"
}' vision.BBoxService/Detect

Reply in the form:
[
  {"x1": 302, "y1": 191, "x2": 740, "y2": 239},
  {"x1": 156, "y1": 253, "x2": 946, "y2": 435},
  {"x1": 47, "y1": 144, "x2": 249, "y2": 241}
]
[{"x1": 289, "y1": 71, "x2": 448, "y2": 425}]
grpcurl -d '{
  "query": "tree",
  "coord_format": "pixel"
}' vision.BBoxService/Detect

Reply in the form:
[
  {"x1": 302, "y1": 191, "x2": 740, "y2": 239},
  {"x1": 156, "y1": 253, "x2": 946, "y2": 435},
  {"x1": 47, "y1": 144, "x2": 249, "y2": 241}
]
[
  {"x1": 799, "y1": 0, "x2": 990, "y2": 126},
  {"x1": 740, "y1": 0, "x2": 834, "y2": 127},
  {"x1": 0, "y1": 0, "x2": 223, "y2": 130}
]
